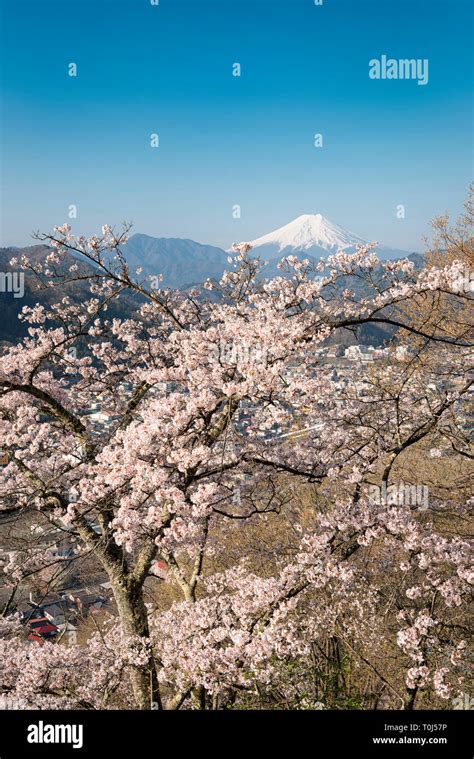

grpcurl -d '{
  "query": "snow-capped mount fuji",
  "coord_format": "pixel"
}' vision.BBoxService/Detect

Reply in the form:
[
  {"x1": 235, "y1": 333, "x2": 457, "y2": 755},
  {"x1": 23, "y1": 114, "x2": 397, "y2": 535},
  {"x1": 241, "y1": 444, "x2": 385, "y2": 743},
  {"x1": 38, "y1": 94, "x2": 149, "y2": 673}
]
[
  {"x1": 243, "y1": 213, "x2": 411, "y2": 262},
  {"x1": 246, "y1": 213, "x2": 367, "y2": 259}
]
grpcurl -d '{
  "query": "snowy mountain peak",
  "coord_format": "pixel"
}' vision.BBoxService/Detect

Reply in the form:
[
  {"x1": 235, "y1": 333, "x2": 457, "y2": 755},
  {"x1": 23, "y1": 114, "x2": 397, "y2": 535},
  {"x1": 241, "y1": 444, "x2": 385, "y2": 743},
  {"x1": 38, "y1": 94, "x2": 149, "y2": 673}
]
[{"x1": 246, "y1": 213, "x2": 367, "y2": 258}]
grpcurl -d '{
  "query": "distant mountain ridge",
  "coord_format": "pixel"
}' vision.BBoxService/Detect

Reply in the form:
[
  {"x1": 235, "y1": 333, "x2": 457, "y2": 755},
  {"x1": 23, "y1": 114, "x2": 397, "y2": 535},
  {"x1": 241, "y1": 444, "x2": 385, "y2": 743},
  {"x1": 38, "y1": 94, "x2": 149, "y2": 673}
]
[
  {"x1": 121, "y1": 234, "x2": 228, "y2": 289},
  {"x1": 1, "y1": 215, "x2": 416, "y2": 292},
  {"x1": 120, "y1": 214, "x2": 416, "y2": 286},
  {"x1": 0, "y1": 215, "x2": 420, "y2": 344}
]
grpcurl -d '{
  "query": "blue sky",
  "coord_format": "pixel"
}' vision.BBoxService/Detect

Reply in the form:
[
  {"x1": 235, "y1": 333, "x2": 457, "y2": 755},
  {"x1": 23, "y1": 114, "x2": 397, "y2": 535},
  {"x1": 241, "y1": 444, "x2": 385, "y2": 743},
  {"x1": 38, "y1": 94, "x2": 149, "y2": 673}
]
[{"x1": 0, "y1": 0, "x2": 472, "y2": 251}]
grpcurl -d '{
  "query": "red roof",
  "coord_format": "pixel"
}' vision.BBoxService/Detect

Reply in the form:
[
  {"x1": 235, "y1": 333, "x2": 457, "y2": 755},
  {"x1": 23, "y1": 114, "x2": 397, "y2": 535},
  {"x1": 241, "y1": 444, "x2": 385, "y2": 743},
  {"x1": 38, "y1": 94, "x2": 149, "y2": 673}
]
[
  {"x1": 27, "y1": 633, "x2": 45, "y2": 645},
  {"x1": 30, "y1": 622, "x2": 58, "y2": 636}
]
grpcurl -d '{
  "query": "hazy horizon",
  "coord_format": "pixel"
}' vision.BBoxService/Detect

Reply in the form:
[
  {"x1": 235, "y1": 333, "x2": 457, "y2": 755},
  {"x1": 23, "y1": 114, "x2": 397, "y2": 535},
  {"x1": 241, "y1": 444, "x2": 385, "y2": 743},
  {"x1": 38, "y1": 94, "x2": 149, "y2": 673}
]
[{"x1": 0, "y1": 209, "x2": 429, "y2": 255}]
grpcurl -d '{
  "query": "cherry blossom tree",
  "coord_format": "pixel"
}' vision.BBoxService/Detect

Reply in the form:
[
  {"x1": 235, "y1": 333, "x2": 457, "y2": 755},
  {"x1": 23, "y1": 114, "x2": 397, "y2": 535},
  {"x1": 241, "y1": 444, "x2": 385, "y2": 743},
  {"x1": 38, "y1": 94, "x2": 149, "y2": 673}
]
[{"x1": 0, "y1": 216, "x2": 472, "y2": 710}]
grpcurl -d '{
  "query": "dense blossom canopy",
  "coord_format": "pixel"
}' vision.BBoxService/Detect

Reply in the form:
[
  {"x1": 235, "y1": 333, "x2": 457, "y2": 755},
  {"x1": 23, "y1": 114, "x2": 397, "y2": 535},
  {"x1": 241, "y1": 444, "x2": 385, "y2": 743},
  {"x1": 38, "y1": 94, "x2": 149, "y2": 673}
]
[{"x1": 0, "y1": 221, "x2": 472, "y2": 710}]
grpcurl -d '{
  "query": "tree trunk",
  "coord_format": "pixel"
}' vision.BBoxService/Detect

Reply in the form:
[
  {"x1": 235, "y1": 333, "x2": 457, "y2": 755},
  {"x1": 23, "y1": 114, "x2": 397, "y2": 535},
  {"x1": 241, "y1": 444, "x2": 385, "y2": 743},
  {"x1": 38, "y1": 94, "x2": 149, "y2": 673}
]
[
  {"x1": 404, "y1": 686, "x2": 418, "y2": 710},
  {"x1": 112, "y1": 578, "x2": 162, "y2": 710}
]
